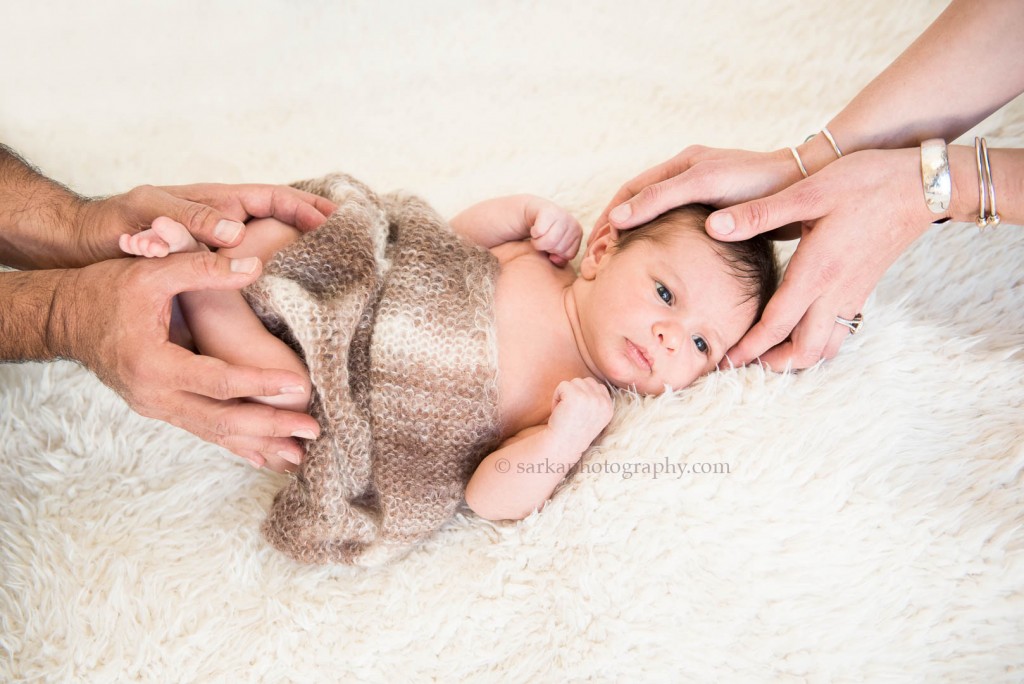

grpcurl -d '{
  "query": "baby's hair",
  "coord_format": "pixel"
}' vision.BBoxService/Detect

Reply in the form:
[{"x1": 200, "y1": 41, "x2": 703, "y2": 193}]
[{"x1": 613, "y1": 204, "x2": 778, "y2": 322}]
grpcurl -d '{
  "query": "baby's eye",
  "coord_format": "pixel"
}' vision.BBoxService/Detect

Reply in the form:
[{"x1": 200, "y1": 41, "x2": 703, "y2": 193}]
[
  {"x1": 655, "y1": 281, "x2": 673, "y2": 304},
  {"x1": 692, "y1": 335, "x2": 709, "y2": 355}
]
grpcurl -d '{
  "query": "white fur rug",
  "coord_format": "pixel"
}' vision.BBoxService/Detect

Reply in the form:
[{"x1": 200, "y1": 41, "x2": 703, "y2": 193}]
[{"x1": 2, "y1": 1, "x2": 1022, "y2": 681}]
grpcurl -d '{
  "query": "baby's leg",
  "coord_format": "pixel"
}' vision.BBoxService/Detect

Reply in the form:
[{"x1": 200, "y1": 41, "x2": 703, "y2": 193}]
[
  {"x1": 121, "y1": 218, "x2": 311, "y2": 413},
  {"x1": 184, "y1": 219, "x2": 311, "y2": 413}
]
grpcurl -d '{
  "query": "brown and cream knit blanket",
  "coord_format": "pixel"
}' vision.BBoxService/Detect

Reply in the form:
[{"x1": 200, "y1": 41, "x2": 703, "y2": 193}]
[{"x1": 242, "y1": 173, "x2": 503, "y2": 567}]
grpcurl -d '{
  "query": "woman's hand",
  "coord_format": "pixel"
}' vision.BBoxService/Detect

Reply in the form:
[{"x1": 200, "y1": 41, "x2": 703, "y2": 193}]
[
  {"x1": 708, "y1": 147, "x2": 938, "y2": 370},
  {"x1": 593, "y1": 145, "x2": 805, "y2": 243}
]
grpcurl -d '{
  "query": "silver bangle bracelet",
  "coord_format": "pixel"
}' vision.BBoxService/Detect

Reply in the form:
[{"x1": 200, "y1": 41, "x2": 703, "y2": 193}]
[
  {"x1": 789, "y1": 146, "x2": 809, "y2": 178},
  {"x1": 920, "y1": 138, "x2": 951, "y2": 215}
]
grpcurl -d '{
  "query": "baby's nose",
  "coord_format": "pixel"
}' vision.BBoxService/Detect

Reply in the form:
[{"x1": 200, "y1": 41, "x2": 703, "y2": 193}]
[{"x1": 657, "y1": 328, "x2": 681, "y2": 352}]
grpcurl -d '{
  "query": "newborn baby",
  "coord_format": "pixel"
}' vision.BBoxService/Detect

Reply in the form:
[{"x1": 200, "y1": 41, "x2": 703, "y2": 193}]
[{"x1": 121, "y1": 192, "x2": 776, "y2": 522}]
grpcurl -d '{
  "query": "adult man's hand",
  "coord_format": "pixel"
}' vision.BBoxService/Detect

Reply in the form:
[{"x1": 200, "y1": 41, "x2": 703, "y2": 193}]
[
  {"x1": 68, "y1": 182, "x2": 338, "y2": 268},
  {"x1": 47, "y1": 250, "x2": 321, "y2": 472}
]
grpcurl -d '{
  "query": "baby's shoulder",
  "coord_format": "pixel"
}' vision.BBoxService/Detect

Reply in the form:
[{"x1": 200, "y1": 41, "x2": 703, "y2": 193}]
[
  {"x1": 489, "y1": 239, "x2": 538, "y2": 266},
  {"x1": 490, "y1": 240, "x2": 576, "y2": 285}
]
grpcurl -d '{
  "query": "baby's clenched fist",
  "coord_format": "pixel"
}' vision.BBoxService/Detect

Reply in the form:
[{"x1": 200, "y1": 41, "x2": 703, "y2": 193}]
[
  {"x1": 529, "y1": 200, "x2": 583, "y2": 268},
  {"x1": 547, "y1": 377, "x2": 614, "y2": 452}
]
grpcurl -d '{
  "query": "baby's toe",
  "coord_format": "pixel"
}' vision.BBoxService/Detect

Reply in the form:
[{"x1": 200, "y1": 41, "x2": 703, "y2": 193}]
[
  {"x1": 147, "y1": 240, "x2": 170, "y2": 258},
  {"x1": 152, "y1": 216, "x2": 200, "y2": 253}
]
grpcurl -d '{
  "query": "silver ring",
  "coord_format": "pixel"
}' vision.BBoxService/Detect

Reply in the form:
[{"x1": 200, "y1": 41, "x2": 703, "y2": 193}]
[{"x1": 835, "y1": 313, "x2": 863, "y2": 335}]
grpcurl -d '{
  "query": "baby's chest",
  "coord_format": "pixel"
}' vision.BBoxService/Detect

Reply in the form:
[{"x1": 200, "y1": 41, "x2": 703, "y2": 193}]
[{"x1": 490, "y1": 245, "x2": 577, "y2": 437}]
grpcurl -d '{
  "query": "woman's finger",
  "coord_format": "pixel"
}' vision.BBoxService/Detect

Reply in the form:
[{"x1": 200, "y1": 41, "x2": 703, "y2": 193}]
[
  {"x1": 706, "y1": 178, "x2": 829, "y2": 241},
  {"x1": 725, "y1": 278, "x2": 816, "y2": 367}
]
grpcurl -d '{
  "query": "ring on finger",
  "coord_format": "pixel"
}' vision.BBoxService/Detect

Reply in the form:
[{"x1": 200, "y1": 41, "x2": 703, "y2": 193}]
[{"x1": 834, "y1": 313, "x2": 864, "y2": 335}]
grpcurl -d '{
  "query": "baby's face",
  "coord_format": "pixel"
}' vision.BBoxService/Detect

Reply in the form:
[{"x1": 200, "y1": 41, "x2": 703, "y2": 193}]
[{"x1": 575, "y1": 230, "x2": 757, "y2": 395}]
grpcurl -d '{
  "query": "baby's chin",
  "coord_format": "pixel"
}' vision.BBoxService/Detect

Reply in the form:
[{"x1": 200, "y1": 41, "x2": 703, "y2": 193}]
[
  {"x1": 608, "y1": 377, "x2": 680, "y2": 396},
  {"x1": 605, "y1": 365, "x2": 710, "y2": 396}
]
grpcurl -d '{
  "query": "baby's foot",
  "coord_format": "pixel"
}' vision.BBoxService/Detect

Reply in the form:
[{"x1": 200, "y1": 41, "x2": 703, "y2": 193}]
[{"x1": 119, "y1": 216, "x2": 204, "y2": 258}]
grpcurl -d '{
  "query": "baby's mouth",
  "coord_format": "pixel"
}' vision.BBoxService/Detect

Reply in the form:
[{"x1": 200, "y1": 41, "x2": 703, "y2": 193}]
[{"x1": 625, "y1": 339, "x2": 652, "y2": 372}]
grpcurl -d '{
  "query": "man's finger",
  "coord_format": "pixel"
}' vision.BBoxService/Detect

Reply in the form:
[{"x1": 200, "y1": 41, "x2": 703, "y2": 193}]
[
  {"x1": 173, "y1": 387, "x2": 320, "y2": 441},
  {"x1": 156, "y1": 183, "x2": 337, "y2": 240},
  {"x1": 256, "y1": 186, "x2": 338, "y2": 233},
  {"x1": 706, "y1": 179, "x2": 826, "y2": 241},
  {"x1": 126, "y1": 185, "x2": 247, "y2": 248},
  {"x1": 166, "y1": 346, "x2": 310, "y2": 403},
  {"x1": 162, "y1": 394, "x2": 314, "y2": 473},
  {"x1": 143, "y1": 251, "x2": 263, "y2": 299},
  {"x1": 288, "y1": 190, "x2": 338, "y2": 231}
]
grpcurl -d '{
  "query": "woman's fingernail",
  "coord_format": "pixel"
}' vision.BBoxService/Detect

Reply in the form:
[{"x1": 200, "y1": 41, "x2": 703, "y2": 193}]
[
  {"x1": 214, "y1": 219, "x2": 244, "y2": 243},
  {"x1": 230, "y1": 256, "x2": 259, "y2": 274},
  {"x1": 291, "y1": 429, "x2": 317, "y2": 440},
  {"x1": 709, "y1": 213, "x2": 735, "y2": 235},
  {"x1": 609, "y1": 204, "x2": 632, "y2": 224},
  {"x1": 278, "y1": 451, "x2": 302, "y2": 465},
  {"x1": 279, "y1": 385, "x2": 305, "y2": 395}
]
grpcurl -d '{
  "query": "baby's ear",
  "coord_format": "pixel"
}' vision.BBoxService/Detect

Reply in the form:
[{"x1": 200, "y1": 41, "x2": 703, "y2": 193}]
[{"x1": 580, "y1": 225, "x2": 617, "y2": 279}]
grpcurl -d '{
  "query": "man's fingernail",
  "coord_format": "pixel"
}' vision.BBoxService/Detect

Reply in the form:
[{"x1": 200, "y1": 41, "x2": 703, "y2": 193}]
[
  {"x1": 609, "y1": 204, "x2": 631, "y2": 224},
  {"x1": 230, "y1": 257, "x2": 259, "y2": 274},
  {"x1": 278, "y1": 451, "x2": 302, "y2": 466},
  {"x1": 279, "y1": 385, "x2": 305, "y2": 395},
  {"x1": 709, "y1": 213, "x2": 735, "y2": 235},
  {"x1": 214, "y1": 219, "x2": 244, "y2": 243},
  {"x1": 291, "y1": 429, "x2": 317, "y2": 440}
]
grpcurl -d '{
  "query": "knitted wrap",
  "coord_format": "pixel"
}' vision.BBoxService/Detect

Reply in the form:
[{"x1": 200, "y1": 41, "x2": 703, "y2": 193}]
[{"x1": 242, "y1": 174, "x2": 502, "y2": 567}]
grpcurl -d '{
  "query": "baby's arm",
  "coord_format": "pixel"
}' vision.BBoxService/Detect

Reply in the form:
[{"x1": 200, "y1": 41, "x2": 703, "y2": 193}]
[
  {"x1": 465, "y1": 377, "x2": 613, "y2": 521},
  {"x1": 450, "y1": 195, "x2": 582, "y2": 267}
]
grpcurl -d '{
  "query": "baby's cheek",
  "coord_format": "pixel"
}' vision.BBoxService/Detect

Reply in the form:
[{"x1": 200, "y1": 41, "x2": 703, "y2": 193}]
[{"x1": 665, "y1": 366, "x2": 703, "y2": 393}]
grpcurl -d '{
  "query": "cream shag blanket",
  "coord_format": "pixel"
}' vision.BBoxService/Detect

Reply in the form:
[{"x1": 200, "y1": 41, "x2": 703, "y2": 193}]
[
  {"x1": 1, "y1": 1, "x2": 1022, "y2": 681},
  {"x1": 245, "y1": 174, "x2": 501, "y2": 566}
]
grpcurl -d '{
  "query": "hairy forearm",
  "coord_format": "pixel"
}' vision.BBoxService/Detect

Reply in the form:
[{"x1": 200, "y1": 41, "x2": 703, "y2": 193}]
[
  {"x1": 828, "y1": 0, "x2": 1024, "y2": 154},
  {"x1": 0, "y1": 268, "x2": 70, "y2": 362},
  {"x1": 465, "y1": 426, "x2": 588, "y2": 521},
  {"x1": 0, "y1": 144, "x2": 83, "y2": 270}
]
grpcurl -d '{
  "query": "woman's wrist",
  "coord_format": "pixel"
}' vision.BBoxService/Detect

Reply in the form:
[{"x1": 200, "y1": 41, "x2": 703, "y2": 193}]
[
  {"x1": 945, "y1": 144, "x2": 988, "y2": 224},
  {"x1": 795, "y1": 131, "x2": 844, "y2": 176}
]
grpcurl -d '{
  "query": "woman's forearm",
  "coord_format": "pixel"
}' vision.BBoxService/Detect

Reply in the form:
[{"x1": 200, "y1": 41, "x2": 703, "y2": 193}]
[
  {"x1": 948, "y1": 145, "x2": 1024, "y2": 226},
  {"x1": 797, "y1": 0, "x2": 1024, "y2": 174}
]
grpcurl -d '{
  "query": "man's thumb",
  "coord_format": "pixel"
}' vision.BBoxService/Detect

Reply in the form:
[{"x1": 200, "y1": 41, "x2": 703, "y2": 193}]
[
  {"x1": 170, "y1": 199, "x2": 246, "y2": 248},
  {"x1": 159, "y1": 251, "x2": 262, "y2": 297}
]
